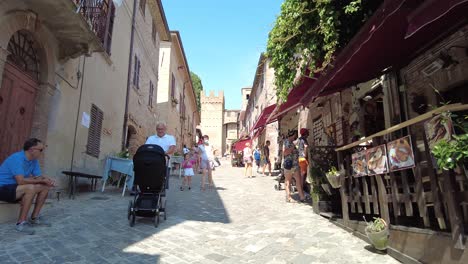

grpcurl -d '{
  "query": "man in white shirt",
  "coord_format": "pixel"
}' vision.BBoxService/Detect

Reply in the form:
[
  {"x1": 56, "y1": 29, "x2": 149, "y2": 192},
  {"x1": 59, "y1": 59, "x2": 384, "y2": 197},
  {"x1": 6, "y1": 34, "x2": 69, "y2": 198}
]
[
  {"x1": 145, "y1": 122, "x2": 176, "y2": 190},
  {"x1": 145, "y1": 122, "x2": 176, "y2": 155}
]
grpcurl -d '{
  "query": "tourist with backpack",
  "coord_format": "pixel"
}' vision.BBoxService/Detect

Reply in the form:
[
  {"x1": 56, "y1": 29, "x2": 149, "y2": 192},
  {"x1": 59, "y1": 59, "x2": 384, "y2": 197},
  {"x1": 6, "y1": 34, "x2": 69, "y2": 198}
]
[{"x1": 253, "y1": 146, "x2": 261, "y2": 175}]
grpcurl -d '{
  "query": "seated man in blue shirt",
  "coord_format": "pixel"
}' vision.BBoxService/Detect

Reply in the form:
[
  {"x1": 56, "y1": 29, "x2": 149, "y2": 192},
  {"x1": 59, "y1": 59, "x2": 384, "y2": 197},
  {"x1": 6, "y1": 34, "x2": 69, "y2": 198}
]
[{"x1": 0, "y1": 138, "x2": 55, "y2": 235}]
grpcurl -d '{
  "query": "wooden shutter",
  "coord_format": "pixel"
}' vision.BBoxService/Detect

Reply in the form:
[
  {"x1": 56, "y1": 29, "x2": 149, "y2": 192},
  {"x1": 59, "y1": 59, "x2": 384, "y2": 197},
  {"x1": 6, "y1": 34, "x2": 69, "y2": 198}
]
[
  {"x1": 171, "y1": 74, "x2": 175, "y2": 98},
  {"x1": 152, "y1": 19, "x2": 157, "y2": 44},
  {"x1": 149, "y1": 81, "x2": 154, "y2": 107},
  {"x1": 140, "y1": 0, "x2": 146, "y2": 15},
  {"x1": 86, "y1": 104, "x2": 104, "y2": 158},
  {"x1": 133, "y1": 55, "x2": 137, "y2": 86},
  {"x1": 105, "y1": 1, "x2": 115, "y2": 54},
  {"x1": 136, "y1": 58, "x2": 141, "y2": 89}
]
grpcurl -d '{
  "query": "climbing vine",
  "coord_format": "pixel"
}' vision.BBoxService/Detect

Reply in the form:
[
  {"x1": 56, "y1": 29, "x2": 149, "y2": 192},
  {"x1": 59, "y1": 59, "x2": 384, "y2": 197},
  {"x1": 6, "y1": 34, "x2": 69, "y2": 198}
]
[{"x1": 266, "y1": 0, "x2": 382, "y2": 102}]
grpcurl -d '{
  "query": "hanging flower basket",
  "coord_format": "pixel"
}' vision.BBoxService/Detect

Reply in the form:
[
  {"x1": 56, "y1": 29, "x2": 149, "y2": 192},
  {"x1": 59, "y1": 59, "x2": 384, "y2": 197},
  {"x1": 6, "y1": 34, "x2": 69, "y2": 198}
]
[
  {"x1": 364, "y1": 217, "x2": 389, "y2": 251},
  {"x1": 325, "y1": 166, "x2": 344, "y2": 189}
]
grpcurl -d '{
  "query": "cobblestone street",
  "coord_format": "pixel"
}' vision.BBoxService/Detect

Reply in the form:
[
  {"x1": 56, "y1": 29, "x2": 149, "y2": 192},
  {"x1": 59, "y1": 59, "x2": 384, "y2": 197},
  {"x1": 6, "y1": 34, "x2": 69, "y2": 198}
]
[{"x1": 0, "y1": 160, "x2": 399, "y2": 264}]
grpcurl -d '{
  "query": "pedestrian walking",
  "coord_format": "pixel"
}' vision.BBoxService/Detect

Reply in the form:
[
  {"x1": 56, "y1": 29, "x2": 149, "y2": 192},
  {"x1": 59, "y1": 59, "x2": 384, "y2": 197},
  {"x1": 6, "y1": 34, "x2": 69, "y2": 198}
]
[
  {"x1": 283, "y1": 130, "x2": 306, "y2": 203},
  {"x1": 180, "y1": 153, "x2": 195, "y2": 191},
  {"x1": 198, "y1": 135, "x2": 214, "y2": 191},
  {"x1": 253, "y1": 146, "x2": 261, "y2": 175},
  {"x1": 262, "y1": 140, "x2": 272, "y2": 176},
  {"x1": 243, "y1": 142, "x2": 253, "y2": 178}
]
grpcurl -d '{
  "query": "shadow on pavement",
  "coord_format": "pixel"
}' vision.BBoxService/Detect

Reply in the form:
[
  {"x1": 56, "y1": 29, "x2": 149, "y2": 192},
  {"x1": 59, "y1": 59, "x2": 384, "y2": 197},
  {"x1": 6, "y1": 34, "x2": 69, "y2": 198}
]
[{"x1": 0, "y1": 165, "x2": 232, "y2": 263}]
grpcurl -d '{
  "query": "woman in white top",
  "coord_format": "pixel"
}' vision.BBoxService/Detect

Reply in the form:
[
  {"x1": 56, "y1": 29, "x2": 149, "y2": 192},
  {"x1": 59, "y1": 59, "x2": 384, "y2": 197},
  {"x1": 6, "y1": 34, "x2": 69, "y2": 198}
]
[
  {"x1": 243, "y1": 142, "x2": 253, "y2": 178},
  {"x1": 198, "y1": 135, "x2": 214, "y2": 191}
]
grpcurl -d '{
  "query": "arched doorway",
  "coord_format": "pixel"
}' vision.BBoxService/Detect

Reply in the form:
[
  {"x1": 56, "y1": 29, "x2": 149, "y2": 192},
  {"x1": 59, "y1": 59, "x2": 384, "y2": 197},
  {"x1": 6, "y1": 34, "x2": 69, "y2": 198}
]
[{"x1": 0, "y1": 30, "x2": 40, "y2": 162}]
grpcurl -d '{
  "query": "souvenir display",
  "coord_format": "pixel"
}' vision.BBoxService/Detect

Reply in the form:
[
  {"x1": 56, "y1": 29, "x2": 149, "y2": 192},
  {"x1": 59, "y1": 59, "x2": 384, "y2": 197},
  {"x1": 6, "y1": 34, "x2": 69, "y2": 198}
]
[
  {"x1": 352, "y1": 151, "x2": 368, "y2": 177},
  {"x1": 387, "y1": 136, "x2": 415, "y2": 172},
  {"x1": 424, "y1": 113, "x2": 453, "y2": 150},
  {"x1": 366, "y1": 145, "x2": 389, "y2": 175}
]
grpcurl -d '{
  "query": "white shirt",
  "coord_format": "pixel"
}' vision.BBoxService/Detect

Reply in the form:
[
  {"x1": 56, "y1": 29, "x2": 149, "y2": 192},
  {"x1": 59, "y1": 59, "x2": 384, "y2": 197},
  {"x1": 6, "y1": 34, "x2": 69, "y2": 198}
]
[
  {"x1": 198, "y1": 144, "x2": 214, "y2": 161},
  {"x1": 145, "y1": 134, "x2": 176, "y2": 152}
]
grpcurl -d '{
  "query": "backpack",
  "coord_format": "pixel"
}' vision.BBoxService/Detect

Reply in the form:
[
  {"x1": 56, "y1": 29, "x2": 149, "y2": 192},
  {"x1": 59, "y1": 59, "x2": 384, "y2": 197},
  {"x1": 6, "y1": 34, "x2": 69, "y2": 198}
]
[{"x1": 253, "y1": 149, "x2": 261, "y2": 160}]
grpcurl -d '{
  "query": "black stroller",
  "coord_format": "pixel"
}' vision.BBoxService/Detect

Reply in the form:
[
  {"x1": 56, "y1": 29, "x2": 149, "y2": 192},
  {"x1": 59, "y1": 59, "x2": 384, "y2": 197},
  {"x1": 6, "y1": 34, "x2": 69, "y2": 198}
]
[
  {"x1": 274, "y1": 168, "x2": 297, "y2": 192},
  {"x1": 128, "y1": 144, "x2": 169, "y2": 227}
]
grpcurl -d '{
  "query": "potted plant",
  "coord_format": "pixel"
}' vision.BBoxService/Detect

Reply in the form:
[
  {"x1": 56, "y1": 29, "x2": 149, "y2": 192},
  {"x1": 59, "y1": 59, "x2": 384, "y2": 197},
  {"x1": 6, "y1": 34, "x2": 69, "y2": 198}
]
[
  {"x1": 364, "y1": 217, "x2": 389, "y2": 251},
  {"x1": 325, "y1": 165, "x2": 344, "y2": 189}
]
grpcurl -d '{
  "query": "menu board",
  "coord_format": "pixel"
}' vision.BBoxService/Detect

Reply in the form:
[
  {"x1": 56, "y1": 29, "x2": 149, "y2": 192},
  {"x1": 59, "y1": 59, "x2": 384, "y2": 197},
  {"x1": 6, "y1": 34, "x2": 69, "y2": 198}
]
[
  {"x1": 387, "y1": 136, "x2": 415, "y2": 172},
  {"x1": 366, "y1": 145, "x2": 389, "y2": 176},
  {"x1": 352, "y1": 151, "x2": 368, "y2": 177}
]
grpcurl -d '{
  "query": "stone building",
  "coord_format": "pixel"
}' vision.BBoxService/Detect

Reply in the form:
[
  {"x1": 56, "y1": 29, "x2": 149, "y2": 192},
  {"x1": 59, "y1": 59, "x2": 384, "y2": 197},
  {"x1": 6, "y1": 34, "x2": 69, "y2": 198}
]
[
  {"x1": 200, "y1": 90, "x2": 225, "y2": 155},
  {"x1": 224, "y1": 110, "x2": 240, "y2": 154},
  {"x1": 157, "y1": 31, "x2": 199, "y2": 151},
  {"x1": 244, "y1": 54, "x2": 279, "y2": 164},
  {"x1": 124, "y1": 0, "x2": 171, "y2": 155},
  {"x1": 238, "y1": 87, "x2": 252, "y2": 138},
  {"x1": 0, "y1": 0, "x2": 133, "y2": 190}
]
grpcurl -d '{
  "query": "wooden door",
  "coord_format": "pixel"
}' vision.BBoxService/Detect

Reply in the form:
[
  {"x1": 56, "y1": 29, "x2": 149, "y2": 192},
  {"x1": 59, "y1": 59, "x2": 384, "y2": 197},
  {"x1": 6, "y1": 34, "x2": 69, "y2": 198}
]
[{"x1": 0, "y1": 63, "x2": 38, "y2": 162}]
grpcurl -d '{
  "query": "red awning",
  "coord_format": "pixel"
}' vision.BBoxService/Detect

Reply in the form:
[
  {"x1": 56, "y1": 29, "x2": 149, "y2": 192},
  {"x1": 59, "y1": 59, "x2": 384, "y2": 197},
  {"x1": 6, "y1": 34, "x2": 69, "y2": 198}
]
[
  {"x1": 251, "y1": 104, "x2": 276, "y2": 130},
  {"x1": 405, "y1": 0, "x2": 468, "y2": 38},
  {"x1": 233, "y1": 138, "x2": 251, "y2": 152},
  {"x1": 301, "y1": 0, "x2": 468, "y2": 105},
  {"x1": 252, "y1": 126, "x2": 265, "y2": 140},
  {"x1": 267, "y1": 76, "x2": 315, "y2": 123}
]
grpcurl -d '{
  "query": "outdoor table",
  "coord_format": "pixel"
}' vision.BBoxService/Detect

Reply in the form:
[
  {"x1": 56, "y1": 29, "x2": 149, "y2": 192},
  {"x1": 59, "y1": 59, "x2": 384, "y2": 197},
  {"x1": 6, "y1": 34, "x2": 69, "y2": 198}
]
[
  {"x1": 102, "y1": 156, "x2": 134, "y2": 196},
  {"x1": 169, "y1": 156, "x2": 184, "y2": 179}
]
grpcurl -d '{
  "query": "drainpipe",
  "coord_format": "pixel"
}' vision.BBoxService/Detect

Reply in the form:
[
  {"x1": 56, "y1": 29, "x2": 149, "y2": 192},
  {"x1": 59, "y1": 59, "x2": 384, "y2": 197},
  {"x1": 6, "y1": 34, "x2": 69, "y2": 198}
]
[{"x1": 121, "y1": 0, "x2": 138, "y2": 150}]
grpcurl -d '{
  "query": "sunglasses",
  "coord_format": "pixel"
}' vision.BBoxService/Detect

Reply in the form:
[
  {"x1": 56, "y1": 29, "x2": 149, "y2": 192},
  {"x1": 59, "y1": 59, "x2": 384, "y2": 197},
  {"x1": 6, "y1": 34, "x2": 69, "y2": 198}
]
[{"x1": 31, "y1": 147, "x2": 44, "y2": 152}]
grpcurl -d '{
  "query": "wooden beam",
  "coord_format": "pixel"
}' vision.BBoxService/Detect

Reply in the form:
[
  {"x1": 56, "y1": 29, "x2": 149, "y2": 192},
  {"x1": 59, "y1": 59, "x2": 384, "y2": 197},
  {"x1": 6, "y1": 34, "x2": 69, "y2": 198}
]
[{"x1": 335, "y1": 103, "x2": 468, "y2": 151}]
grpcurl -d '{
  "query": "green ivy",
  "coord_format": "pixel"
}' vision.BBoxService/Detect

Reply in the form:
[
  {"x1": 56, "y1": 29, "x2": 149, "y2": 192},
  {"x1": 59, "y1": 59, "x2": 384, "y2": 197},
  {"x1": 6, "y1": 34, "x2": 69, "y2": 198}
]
[{"x1": 266, "y1": 0, "x2": 382, "y2": 102}]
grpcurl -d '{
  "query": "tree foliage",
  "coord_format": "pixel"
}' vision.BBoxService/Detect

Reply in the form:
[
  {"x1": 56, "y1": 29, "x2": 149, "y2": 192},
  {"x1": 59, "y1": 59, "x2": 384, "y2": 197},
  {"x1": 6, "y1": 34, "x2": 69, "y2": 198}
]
[
  {"x1": 190, "y1": 71, "x2": 203, "y2": 111},
  {"x1": 266, "y1": 0, "x2": 382, "y2": 102}
]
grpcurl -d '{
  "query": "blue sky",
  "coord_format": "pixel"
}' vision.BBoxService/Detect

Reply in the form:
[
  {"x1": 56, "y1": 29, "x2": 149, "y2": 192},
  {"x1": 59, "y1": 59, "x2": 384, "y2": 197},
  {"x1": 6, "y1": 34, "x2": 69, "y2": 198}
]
[{"x1": 161, "y1": 0, "x2": 283, "y2": 110}]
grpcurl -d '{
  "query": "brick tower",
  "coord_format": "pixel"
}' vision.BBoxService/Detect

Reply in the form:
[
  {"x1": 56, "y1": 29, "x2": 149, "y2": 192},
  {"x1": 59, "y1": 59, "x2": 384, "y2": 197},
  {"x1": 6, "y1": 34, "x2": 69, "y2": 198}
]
[{"x1": 200, "y1": 90, "x2": 225, "y2": 155}]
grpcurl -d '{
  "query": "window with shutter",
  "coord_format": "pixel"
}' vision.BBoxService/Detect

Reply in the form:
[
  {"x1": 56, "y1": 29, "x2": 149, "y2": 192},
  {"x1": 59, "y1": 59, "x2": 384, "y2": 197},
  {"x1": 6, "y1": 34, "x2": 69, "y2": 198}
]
[
  {"x1": 103, "y1": 2, "x2": 115, "y2": 54},
  {"x1": 133, "y1": 55, "x2": 140, "y2": 89},
  {"x1": 149, "y1": 81, "x2": 154, "y2": 107},
  {"x1": 86, "y1": 104, "x2": 104, "y2": 158},
  {"x1": 140, "y1": 0, "x2": 146, "y2": 16},
  {"x1": 171, "y1": 74, "x2": 175, "y2": 98},
  {"x1": 137, "y1": 59, "x2": 141, "y2": 89},
  {"x1": 152, "y1": 19, "x2": 157, "y2": 44}
]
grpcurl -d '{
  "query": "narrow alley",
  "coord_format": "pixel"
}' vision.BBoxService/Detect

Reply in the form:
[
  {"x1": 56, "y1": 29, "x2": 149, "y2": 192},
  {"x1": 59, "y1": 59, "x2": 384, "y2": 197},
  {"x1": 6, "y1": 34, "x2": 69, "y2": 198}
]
[{"x1": 0, "y1": 160, "x2": 398, "y2": 264}]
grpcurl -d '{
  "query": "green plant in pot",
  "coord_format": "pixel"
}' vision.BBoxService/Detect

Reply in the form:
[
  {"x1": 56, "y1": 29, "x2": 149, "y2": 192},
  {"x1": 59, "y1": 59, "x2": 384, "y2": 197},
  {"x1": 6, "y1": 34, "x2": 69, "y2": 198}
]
[
  {"x1": 364, "y1": 217, "x2": 389, "y2": 251},
  {"x1": 325, "y1": 165, "x2": 344, "y2": 189},
  {"x1": 431, "y1": 113, "x2": 468, "y2": 173}
]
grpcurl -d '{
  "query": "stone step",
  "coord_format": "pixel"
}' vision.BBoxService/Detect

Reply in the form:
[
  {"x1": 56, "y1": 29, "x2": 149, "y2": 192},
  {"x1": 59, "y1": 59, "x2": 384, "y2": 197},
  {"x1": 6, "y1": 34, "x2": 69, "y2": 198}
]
[{"x1": 0, "y1": 199, "x2": 53, "y2": 224}]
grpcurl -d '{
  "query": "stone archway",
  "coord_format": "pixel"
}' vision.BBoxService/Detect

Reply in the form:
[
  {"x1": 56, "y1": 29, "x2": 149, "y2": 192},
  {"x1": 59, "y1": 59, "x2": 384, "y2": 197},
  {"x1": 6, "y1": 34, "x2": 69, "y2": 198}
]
[{"x1": 0, "y1": 10, "x2": 58, "y2": 160}]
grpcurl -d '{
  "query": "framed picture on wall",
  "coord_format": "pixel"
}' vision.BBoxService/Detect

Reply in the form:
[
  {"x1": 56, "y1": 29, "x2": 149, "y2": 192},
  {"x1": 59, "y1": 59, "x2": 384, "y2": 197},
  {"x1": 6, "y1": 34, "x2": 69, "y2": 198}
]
[
  {"x1": 352, "y1": 151, "x2": 368, "y2": 177},
  {"x1": 424, "y1": 113, "x2": 453, "y2": 150},
  {"x1": 387, "y1": 136, "x2": 415, "y2": 172},
  {"x1": 366, "y1": 145, "x2": 389, "y2": 176}
]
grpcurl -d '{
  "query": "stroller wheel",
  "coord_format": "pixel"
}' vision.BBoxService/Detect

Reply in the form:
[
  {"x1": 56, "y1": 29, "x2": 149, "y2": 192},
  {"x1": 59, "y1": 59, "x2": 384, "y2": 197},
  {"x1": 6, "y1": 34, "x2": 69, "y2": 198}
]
[
  {"x1": 129, "y1": 213, "x2": 136, "y2": 227},
  {"x1": 153, "y1": 214, "x2": 159, "y2": 228},
  {"x1": 127, "y1": 200, "x2": 133, "y2": 220},
  {"x1": 163, "y1": 200, "x2": 167, "y2": 220}
]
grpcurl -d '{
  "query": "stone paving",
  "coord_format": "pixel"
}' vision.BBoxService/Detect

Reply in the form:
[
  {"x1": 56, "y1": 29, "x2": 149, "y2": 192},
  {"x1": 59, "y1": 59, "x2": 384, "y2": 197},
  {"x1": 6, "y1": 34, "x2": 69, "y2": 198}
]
[{"x1": 0, "y1": 160, "x2": 400, "y2": 264}]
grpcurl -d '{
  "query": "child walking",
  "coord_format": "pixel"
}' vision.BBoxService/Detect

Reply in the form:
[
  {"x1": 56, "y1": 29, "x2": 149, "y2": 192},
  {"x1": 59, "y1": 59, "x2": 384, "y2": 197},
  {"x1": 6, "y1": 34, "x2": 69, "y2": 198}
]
[{"x1": 180, "y1": 153, "x2": 195, "y2": 191}]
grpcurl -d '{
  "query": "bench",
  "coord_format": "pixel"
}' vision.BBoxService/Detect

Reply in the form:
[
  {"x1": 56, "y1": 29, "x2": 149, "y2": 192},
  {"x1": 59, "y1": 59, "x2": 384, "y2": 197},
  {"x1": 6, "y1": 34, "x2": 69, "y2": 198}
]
[{"x1": 62, "y1": 171, "x2": 102, "y2": 199}]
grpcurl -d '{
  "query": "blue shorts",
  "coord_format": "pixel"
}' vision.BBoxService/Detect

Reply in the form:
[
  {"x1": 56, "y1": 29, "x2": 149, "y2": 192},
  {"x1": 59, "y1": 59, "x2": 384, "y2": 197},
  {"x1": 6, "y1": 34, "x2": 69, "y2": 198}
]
[{"x1": 0, "y1": 184, "x2": 18, "y2": 203}]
